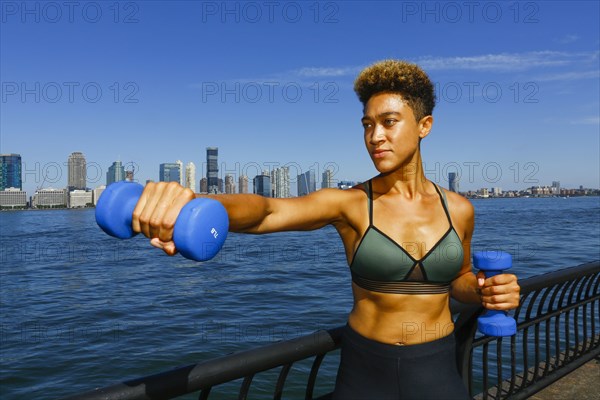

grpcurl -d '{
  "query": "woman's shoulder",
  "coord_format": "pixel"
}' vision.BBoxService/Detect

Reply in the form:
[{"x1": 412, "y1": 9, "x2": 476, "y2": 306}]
[
  {"x1": 438, "y1": 184, "x2": 474, "y2": 220},
  {"x1": 303, "y1": 182, "x2": 368, "y2": 204}
]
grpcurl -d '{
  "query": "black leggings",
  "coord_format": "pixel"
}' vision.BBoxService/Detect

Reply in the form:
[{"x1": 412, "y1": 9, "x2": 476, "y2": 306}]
[{"x1": 333, "y1": 325, "x2": 470, "y2": 400}]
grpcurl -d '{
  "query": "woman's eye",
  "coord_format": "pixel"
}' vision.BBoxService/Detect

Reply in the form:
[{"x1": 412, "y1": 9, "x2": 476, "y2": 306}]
[
  {"x1": 384, "y1": 119, "x2": 396, "y2": 126},
  {"x1": 362, "y1": 122, "x2": 372, "y2": 129}
]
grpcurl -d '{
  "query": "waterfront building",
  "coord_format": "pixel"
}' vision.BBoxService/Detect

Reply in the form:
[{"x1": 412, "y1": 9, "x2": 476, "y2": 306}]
[
  {"x1": 552, "y1": 181, "x2": 561, "y2": 195},
  {"x1": 186, "y1": 162, "x2": 197, "y2": 192},
  {"x1": 32, "y1": 188, "x2": 67, "y2": 208},
  {"x1": 449, "y1": 172, "x2": 459, "y2": 193},
  {"x1": 492, "y1": 187, "x2": 502, "y2": 196},
  {"x1": 479, "y1": 188, "x2": 489, "y2": 198},
  {"x1": 68, "y1": 190, "x2": 93, "y2": 208},
  {"x1": 0, "y1": 153, "x2": 22, "y2": 190},
  {"x1": 532, "y1": 186, "x2": 552, "y2": 196},
  {"x1": 207, "y1": 147, "x2": 219, "y2": 193},
  {"x1": 199, "y1": 177, "x2": 208, "y2": 193},
  {"x1": 93, "y1": 185, "x2": 106, "y2": 206},
  {"x1": 225, "y1": 174, "x2": 236, "y2": 194},
  {"x1": 297, "y1": 170, "x2": 316, "y2": 197},
  {"x1": 272, "y1": 167, "x2": 290, "y2": 198},
  {"x1": 239, "y1": 175, "x2": 249, "y2": 194},
  {"x1": 68, "y1": 152, "x2": 86, "y2": 190},
  {"x1": 321, "y1": 169, "x2": 334, "y2": 189},
  {"x1": 125, "y1": 169, "x2": 134, "y2": 181},
  {"x1": 253, "y1": 174, "x2": 271, "y2": 197},
  {"x1": 107, "y1": 161, "x2": 125, "y2": 186},
  {"x1": 338, "y1": 180, "x2": 356, "y2": 190},
  {"x1": 0, "y1": 187, "x2": 27, "y2": 209},
  {"x1": 159, "y1": 163, "x2": 181, "y2": 183},
  {"x1": 176, "y1": 160, "x2": 184, "y2": 186}
]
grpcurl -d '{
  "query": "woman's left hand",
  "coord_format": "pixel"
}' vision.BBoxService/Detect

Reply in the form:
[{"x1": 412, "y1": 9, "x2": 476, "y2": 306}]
[{"x1": 476, "y1": 272, "x2": 521, "y2": 310}]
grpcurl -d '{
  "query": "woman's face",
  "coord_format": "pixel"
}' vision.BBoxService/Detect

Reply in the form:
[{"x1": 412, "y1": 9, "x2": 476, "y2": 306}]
[{"x1": 361, "y1": 92, "x2": 431, "y2": 174}]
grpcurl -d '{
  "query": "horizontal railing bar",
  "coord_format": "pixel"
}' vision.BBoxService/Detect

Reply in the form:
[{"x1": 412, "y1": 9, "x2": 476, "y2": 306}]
[
  {"x1": 516, "y1": 262, "x2": 599, "y2": 294},
  {"x1": 517, "y1": 295, "x2": 599, "y2": 330},
  {"x1": 64, "y1": 328, "x2": 344, "y2": 400}
]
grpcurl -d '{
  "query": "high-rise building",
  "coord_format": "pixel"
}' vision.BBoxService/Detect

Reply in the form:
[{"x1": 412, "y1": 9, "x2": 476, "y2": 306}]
[
  {"x1": 272, "y1": 167, "x2": 290, "y2": 198},
  {"x1": 206, "y1": 147, "x2": 219, "y2": 193},
  {"x1": 159, "y1": 163, "x2": 181, "y2": 183},
  {"x1": 239, "y1": 175, "x2": 249, "y2": 194},
  {"x1": 552, "y1": 181, "x2": 561, "y2": 195},
  {"x1": 124, "y1": 162, "x2": 135, "y2": 182},
  {"x1": 199, "y1": 177, "x2": 208, "y2": 193},
  {"x1": 176, "y1": 160, "x2": 184, "y2": 186},
  {"x1": 225, "y1": 174, "x2": 236, "y2": 194},
  {"x1": 68, "y1": 152, "x2": 86, "y2": 190},
  {"x1": 0, "y1": 153, "x2": 22, "y2": 190},
  {"x1": 297, "y1": 170, "x2": 316, "y2": 197},
  {"x1": 186, "y1": 162, "x2": 197, "y2": 192},
  {"x1": 322, "y1": 169, "x2": 334, "y2": 189},
  {"x1": 253, "y1": 174, "x2": 271, "y2": 197},
  {"x1": 448, "y1": 172, "x2": 459, "y2": 193},
  {"x1": 107, "y1": 161, "x2": 125, "y2": 185}
]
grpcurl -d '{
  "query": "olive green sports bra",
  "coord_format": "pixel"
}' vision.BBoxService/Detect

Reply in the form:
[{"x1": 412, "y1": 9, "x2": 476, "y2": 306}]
[{"x1": 350, "y1": 180, "x2": 464, "y2": 294}]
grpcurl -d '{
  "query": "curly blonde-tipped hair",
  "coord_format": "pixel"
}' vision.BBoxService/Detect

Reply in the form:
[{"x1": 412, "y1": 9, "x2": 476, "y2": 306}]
[{"x1": 354, "y1": 60, "x2": 435, "y2": 122}]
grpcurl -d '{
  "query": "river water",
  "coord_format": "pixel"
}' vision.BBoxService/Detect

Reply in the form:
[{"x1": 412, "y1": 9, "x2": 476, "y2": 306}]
[{"x1": 1, "y1": 196, "x2": 599, "y2": 399}]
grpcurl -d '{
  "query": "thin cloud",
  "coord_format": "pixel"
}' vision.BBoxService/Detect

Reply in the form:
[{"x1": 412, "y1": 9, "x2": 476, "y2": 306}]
[
  {"x1": 190, "y1": 51, "x2": 599, "y2": 86},
  {"x1": 295, "y1": 66, "x2": 361, "y2": 78},
  {"x1": 534, "y1": 70, "x2": 600, "y2": 82},
  {"x1": 558, "y1": 34, "x2": 580, "y2": 44},
  {"x1": 291, "y1": 51, "x2": 599, "y2": 79},
  {"x1": 570, "y1": 116, "x2": 600, "y2": 125},
  {"x1": 415, "y1": 51, "x2": 598, "y2": 72}
]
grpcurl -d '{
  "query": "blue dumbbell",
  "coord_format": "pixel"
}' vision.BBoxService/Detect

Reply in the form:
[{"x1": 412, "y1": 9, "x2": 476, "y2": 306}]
[
  {"x1": 473, "y1": 250, "x2": 517, "y2": 337},
  {"x1": 95, "y1": 181, "x2": 228, "y2": 261}
]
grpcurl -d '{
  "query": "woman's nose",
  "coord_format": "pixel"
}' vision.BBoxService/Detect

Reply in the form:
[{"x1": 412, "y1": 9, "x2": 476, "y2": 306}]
[{"x1": 369, "y1": 125, "x2": 385, "y2": 144}]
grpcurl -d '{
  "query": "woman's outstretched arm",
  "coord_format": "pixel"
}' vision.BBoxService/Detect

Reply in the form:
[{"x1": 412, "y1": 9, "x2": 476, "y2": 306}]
[{"x1": 131, "y1": 181, "x2": 348, "y2": 255}]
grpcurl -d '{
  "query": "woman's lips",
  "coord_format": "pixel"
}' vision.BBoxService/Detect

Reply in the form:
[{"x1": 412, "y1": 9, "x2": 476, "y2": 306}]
[{"x1": 373, "y1": 149, "x2": 390, "y2": 158}]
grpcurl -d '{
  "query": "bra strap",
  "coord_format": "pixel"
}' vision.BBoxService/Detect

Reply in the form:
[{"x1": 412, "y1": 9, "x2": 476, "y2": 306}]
[
  {"x1": 433, "y1": 183, "x2": 453, "y2": 227},
  {"x1": 362, "y1": 180, "x2": 373, "y2": 225}
]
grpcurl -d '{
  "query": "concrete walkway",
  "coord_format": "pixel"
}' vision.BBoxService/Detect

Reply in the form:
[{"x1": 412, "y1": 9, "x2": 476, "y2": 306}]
[{"x1": 528, "y1": 357, "x2": 600, "y2": 400}]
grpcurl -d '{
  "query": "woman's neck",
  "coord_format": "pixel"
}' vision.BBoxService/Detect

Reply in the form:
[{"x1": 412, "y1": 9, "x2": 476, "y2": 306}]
[{"x1": 374, "y1": 151, "x2": 430, "y2": 198}]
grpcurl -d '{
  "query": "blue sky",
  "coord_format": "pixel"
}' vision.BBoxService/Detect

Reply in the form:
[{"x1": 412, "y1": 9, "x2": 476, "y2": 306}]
[{"x1": 1, "y1": 0, "x2": 599, "y2": 197}]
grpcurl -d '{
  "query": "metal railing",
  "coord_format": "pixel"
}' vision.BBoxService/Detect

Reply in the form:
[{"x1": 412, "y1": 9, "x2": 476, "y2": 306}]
[
  {"x1": 458, "y1": 261, "x2": 600, "y2": 399},
  {"x1": 66, "y1": 261, "x2": 599, "y2": 400}
]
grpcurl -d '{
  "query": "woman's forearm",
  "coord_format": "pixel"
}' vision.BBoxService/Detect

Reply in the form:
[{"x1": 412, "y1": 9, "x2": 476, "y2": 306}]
[
  {"x1": 198, "y1": 193, "x2": 271, "y2": 233},
  {"x1": 450, "y1": 271, "x2": 481, "y2": 304}
]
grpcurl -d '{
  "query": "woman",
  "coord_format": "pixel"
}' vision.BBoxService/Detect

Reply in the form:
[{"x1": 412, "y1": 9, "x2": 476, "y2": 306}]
[{"x1": 132, "y1": 60, "x2": 520, "y2": 399}]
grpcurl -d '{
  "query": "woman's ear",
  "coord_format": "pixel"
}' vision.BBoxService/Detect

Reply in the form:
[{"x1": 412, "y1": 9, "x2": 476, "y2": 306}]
[{"x1": 419, "y1": 115, "x2": 434, "y2": 140}]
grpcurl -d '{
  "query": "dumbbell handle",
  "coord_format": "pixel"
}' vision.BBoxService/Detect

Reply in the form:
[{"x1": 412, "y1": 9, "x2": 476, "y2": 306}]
[
  {"x1": 95, "y1": 181, "x2": 228, "y2": 261},
  {"x1": 473, "y1": 251, "x2": 517, "y2": 337}
]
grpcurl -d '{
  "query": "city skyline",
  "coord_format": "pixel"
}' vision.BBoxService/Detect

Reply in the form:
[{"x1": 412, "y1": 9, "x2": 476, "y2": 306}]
[
  {"x1": 1, "y1": 149, "x2": 597, "y2": 210},
  {"x1": 2, "y1": 150, "x2": 599, "y2": 199},
  {"x1": 2, "y1": 2, "x2": 599, "y2": 198}
]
